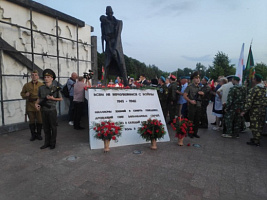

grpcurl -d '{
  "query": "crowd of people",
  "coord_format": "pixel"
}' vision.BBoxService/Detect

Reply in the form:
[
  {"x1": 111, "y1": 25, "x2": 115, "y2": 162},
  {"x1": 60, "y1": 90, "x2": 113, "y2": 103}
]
[
  {"x1": 21, "y1": 68, "x2": 267, "y2": 150},
  {"x1": 155, "y1": 72, "x2": 267, "y2": 147}
]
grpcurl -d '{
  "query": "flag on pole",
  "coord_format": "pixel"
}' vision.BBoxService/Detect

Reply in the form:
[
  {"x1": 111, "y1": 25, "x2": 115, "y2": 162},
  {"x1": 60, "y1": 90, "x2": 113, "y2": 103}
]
[
  {"x1": 235, "y1": 43, "x2": 244, "y2": 84},
  {"x1": 245, "y1": 45, "x2": 255, "y2": 82},
  {"x1": 101, "y1": 66, "x2": 105, "y2": 80}
]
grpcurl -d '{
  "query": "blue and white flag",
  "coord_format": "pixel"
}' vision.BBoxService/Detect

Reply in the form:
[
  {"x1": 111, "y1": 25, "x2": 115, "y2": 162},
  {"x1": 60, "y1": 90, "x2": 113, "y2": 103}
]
[{"x1": 235, "y1": 43, "x2": 245, "y2": 84}]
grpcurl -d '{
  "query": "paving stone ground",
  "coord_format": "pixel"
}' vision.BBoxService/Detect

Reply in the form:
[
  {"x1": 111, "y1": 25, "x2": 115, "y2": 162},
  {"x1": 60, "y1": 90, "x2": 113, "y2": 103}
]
[{"x1": 0, "y1": 105, "x2": 267, "y2": 200}]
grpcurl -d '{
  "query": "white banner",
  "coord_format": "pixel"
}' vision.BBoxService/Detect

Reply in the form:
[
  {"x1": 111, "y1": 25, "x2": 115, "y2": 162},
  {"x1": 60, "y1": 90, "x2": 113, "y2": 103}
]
[{"x1": 85, "y1": 89, "x2": 170, "y2": 149}]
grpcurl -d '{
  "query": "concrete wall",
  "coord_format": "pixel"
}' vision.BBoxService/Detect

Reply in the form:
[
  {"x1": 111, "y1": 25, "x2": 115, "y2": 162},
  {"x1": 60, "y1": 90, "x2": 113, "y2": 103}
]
[{"x1": 0, "y1": 0, "x2": 93, "y2": 127}]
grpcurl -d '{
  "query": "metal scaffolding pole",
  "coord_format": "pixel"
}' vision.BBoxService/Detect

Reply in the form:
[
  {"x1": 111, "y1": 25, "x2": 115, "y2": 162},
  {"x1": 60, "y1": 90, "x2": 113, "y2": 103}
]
[
  {"x1": 0, "y1": 50, "x2": 5, "y2": 125},
  {"x1": 76, "y1": 25, "x2": 79, "y2": 75},
  {"x1": 56, "y1": 17, "x2": 61, "y2": 115},
  {"x1": 30, "y1": 8, "x2": 34, "y2": 70}
]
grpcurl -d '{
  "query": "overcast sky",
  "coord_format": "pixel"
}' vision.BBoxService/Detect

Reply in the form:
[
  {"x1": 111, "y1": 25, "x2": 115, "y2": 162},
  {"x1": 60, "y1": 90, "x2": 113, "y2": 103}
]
[{"x1": 39, "y1": 0, "x2": 267, "y2": 72}]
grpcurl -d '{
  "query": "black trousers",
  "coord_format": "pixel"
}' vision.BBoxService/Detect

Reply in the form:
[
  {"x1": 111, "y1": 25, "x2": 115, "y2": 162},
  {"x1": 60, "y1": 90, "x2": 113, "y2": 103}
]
[
  {"x1": 73, "y1": 101, "x2": 84, "y2": 128},
  {"x1": 41, "y1": 110, "x2": 57, "y2": 146},
  {"x1": 200, "y1": 104, "x2": 208, "y2": 126},
  {"x1": 188, "y1": 104, "x2": 201, "y2": 135}
]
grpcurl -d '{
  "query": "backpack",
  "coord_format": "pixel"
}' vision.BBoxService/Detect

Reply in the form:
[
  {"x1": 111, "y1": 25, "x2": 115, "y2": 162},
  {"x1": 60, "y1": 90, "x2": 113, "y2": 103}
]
[{"x1": 61, "y1": 84, "x2": 69, "y2": 98}]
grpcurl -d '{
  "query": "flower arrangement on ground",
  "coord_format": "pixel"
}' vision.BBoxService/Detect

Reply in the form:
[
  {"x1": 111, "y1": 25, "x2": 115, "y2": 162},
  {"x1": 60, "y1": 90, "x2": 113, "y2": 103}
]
[
  {"x1": 92, "y1": 120, "x2": 124, "y2": 153},
  {"x1": 137, "y1": 118, "x2": 166, "y2": 150},
  {"x1": 171, "y1": 117, "x2": 194, "y2": 146}
]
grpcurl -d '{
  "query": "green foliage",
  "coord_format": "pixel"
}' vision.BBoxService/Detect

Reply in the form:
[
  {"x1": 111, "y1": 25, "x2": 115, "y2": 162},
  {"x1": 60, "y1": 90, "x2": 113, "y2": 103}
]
[
  {"x1": 97, "y1": 52, "x2": 169, "y2": 80},
  {"x1": 255, "y1": 62, "x2": 267, "y2": 80},
  {"x1": 209, "y1": 51, "x2": 235, "y2": 80}
]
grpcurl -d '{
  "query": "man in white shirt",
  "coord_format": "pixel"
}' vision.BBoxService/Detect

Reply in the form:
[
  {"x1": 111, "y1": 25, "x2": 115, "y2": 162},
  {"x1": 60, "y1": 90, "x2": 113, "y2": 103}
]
[{"x1": 216, "y1": 76, "x2": 234, "y2": 105}]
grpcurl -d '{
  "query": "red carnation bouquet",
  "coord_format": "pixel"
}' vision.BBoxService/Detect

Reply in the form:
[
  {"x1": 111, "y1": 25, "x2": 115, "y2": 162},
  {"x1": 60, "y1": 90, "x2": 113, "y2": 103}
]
[
  {"x1": 138, "y1": 118, "x2": 166, "y2": 141},
  {"x1": 171, "y1": 117, "x2": 194, "y2": 139},
  {"x1": 92, "y1": 120, "x2": 124, "y2": 142}
]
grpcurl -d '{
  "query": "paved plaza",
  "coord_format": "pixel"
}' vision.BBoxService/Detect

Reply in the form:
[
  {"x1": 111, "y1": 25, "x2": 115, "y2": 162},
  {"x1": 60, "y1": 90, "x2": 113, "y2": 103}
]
[{"x1": 0, "y1": 105, "x2": 267, "y2": 200}]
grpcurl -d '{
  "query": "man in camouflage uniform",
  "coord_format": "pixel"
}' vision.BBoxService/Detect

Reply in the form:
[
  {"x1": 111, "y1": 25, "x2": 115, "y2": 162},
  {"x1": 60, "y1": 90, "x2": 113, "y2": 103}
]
[
  {"x1": 199, "y1": 76, "x2": 211, "y2": 128},
  {"x1": 20, "y1": 70, "x2": 44, "y2": 141},
  {"x1": 222, "y1": 76, "x2": 246, "y2": 138},
  {"x1": 183, "y1": 71, "x2": 202, "y2": 138},
  {"x1": 167, "y1": 75, "x2": 178, "y2": 124},
  {"x1": 241, "y1": 74, "x2": 267, "y2": 146},
  {"x1": 157, "y1": 76, "x2": 168, "y2": 121}
]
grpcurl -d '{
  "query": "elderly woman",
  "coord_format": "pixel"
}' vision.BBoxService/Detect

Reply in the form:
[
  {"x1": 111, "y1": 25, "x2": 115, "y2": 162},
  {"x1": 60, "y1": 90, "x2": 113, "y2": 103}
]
[{"x1": 212, "y1": 77, "x2": 228, "y2": 131}]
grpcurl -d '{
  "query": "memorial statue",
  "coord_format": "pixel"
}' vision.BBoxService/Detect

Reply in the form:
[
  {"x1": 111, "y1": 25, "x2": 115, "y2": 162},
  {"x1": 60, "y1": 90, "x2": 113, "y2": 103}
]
[{"x1": 100, "y1": 6, "x2": 128, "y2": 86}]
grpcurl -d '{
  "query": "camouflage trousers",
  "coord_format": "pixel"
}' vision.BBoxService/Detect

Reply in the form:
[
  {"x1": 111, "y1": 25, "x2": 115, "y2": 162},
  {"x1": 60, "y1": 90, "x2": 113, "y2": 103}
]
[
  {"x1": 249, "y1": 108, "x2": 266, "y2": 143},
  {"x1": 224, "y1": 109, "x2": 243, "y2": 137}
]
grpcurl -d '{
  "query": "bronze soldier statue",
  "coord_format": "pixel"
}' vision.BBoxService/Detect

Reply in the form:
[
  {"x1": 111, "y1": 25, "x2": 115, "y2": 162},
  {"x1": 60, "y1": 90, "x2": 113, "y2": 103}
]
[{"x1": 100, "y1": 6, "x2": 128, "y2": 86}]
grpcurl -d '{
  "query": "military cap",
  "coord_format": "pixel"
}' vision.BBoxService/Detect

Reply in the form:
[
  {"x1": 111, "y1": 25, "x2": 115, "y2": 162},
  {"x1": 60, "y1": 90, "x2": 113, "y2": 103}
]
[
  {"x1": 160, "y1": 76, "x2": 166, "y2": 82},
  {"x1": 170, "y1": 74, "x2": 176, "y2": 80},
  {"x1": 43, "y1": 69, "x2": 56, "y2": 80},
  {"x1": 32, "y1": 70, "x2": 38, "y2": 74},
  {"x1": 254, "y1": 74, "x2": 263, "y2": 82},
  {"x1": 233, "y1": 76, "x2": 240, "y2": 82},
  {"x1": 203, "y1": 76, "x2": 209, "y2": 81},
  {"x1": 190, "y1": 71, "x2": 200, "y2": 80},
  {"x1": 151, "y1": 79, "x2": 158, "y2": 85},
  {"x1": 180, "y1": 76, "x2": 187, "y2": 80}
]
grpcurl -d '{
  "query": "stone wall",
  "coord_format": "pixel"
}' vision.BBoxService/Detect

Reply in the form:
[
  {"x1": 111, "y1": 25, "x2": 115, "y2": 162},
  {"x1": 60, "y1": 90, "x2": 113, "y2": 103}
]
[{"x1": 0, "y1": 0, "x2": 93, "y2": 127}]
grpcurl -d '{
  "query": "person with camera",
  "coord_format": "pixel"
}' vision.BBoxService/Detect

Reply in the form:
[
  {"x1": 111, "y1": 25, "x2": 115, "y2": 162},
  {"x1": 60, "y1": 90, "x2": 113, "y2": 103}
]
[
  {"x1": 35, "y1": 69, "x2": 62, "y2": 150},
  {"x1": 183, "y1": 71, "x2": 203, "y2": 138},
  {"x1": 67, "y1": 72, "x2": 78, "y2": 126},
  {"x1": 73, "y1": 76, "x2": 91, "y2": 130},
  {"x1": 20, "y1": 70, "x2": 44, "y2": 141}
]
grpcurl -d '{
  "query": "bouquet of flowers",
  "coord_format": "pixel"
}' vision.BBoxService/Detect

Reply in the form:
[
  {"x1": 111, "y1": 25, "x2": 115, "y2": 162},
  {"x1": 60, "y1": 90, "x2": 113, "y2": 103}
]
[
  {"x1": 171, "y1": 117, "x2": 194, "y2": 139},
  {"x1": 137, "y1": 118, "x2": 166, "y2": 141},
  {"x1": 92, "y1": 120, "x2": 123, "y2": 142}
]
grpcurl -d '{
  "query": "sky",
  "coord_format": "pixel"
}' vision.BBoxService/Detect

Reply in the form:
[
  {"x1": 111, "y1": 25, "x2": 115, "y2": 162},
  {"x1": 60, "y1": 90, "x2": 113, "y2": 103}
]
[{"x1": 39, "y1": 0, "x2": 267, "y2": 72}]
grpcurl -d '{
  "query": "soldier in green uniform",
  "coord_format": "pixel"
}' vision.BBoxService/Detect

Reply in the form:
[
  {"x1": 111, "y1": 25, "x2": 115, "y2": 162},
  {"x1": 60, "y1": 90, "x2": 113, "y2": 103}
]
[
  {"x1": 20, "y1": 70, "x2": 44, "y2": 141},
  {"x1": 199, "y1": 76, "x2": 211, "y2": 128},
  {"x1": 35, "y1": 69, "x2": 62, "y2": 150},
  {"x1": 222, "y1": 76, "x2": 246, "y2": 138},
  {"x1": 167, "y1": 75, "x2": 178, "y2": 124},
  {"x1": 157, "y1": 76, "x2": 168, "y2": 121},
  {"x1": 241, "y1": 74, "x2": 267, "y2": 146},
  {"x1": 183, "y1": 71, "x2": 203, "y2": 138}
]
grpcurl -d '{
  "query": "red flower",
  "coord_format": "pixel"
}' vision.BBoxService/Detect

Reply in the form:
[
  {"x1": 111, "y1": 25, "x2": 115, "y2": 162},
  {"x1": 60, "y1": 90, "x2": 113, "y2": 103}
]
[
  {"x1": 115, "y1": 130, "x2": 118, "y2": 134},
  {"x1": 97, "y1": 133, "x2": 101, "y2": 137},
  {"x1": 93, "y1": 127, "x2": 96, "y2": 130},
  {"x1": 156, "y1": 130, "x2": 159, "y2": 133},
  {"x1": 112, "y1": 136, "x2": 116, "y2": 140},
  {"x1": 189, "y1": 127, "x2": 193, "y2": 131},
  {"x1": 162, "y1": 130, "x2": 164, "y2": 133},
  {"x1": 97, "y1": 127, "x2": 101, "y2": 131},
  {"x1": 104, "y1": 133, "x2": 108, "y2": 137},
  {"x1": 173, "y1": 118, "x2": 176, "y2": 123}
]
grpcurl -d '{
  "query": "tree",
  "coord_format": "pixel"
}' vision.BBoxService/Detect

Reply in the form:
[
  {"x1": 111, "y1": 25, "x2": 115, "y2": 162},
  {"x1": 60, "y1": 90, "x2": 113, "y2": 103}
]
[
  {"x1": 183, "y1": 67, "x2": 193, "y2": 76},
  {"x1": 195, "y1": 62, "x2": 206, "y2": 76},
  {"x1": 209, "y1": 51, "x2": 235, "y2": 80},
  {"x1": 255, "y1": 62, "x2": 267, "y2": 80}
]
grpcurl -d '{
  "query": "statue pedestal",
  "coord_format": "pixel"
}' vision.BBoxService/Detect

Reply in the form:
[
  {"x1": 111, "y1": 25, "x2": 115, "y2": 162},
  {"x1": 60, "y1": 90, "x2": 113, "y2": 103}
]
[{"x1": 85, "y1": 88, "x2": 170, "y2": 149}]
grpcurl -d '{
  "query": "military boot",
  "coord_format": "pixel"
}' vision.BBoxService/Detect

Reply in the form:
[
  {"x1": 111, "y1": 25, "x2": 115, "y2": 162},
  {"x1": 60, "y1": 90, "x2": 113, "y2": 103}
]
[
  {"x1": 29, "y1": 123, "x2": 36, "y2": 141},
  {"x1": 36, "y1": 123, "x2": 43, "y2": 140}
]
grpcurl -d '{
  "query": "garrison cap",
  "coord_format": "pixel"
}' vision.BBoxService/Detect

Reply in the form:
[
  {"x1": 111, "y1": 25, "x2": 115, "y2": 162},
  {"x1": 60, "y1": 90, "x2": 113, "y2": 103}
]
[
  {"x1": 160, "y1": 76, "x2": 166, "y2": 82},
  {"x1": 203, "y1": 76, "x2": 209, "y2": 81},
  {"x1": 254, "y1": 74, "x2": 263, "y2": 82},
  {"x1": 170, "y1": 74, "x2": 176, "y2": 80},
  {"x1": 233, "y1": 76, "x2": 240, "y2": 82}
]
